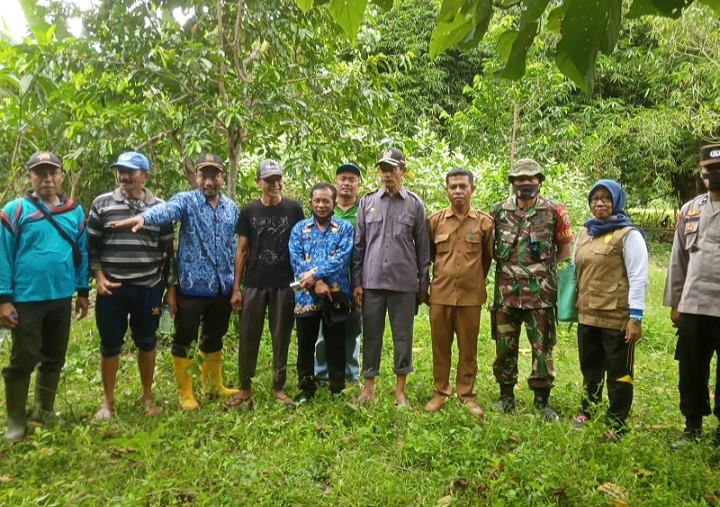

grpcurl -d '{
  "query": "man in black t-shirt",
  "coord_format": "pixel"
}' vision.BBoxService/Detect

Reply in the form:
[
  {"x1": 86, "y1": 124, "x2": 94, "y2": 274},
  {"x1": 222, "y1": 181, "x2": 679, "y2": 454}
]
[{"x1": 227, "y1": 159, "x2": 304, "y2": 407}]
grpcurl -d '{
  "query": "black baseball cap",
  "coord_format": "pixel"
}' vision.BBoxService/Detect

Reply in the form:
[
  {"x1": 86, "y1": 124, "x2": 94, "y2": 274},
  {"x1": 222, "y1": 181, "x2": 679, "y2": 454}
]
[
  {"x1": 375, "y1": 147, "x2": 405, "y2": 167},
  {"x1": 28, "y1": 151, "x2": 62, "y2": 171},
  {"x1": 195, "y1": 153, "x2": 225, "y2": 172},
  {"x1": 700, "y1": 144, "x2": 720, "y2": 167},
  {"x1": 336, "y1": 162, "x2": 361, "y2": 177}
]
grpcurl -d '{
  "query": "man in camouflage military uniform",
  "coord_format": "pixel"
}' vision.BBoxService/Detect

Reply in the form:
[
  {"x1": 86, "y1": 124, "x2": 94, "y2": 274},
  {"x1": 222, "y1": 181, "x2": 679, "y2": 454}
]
[
  {"x1": 489, "y1": 158, "x2": 573, "y2": 420},
  {"x1": 664, "y1": 144, "x2": 720, "y2": 451}
]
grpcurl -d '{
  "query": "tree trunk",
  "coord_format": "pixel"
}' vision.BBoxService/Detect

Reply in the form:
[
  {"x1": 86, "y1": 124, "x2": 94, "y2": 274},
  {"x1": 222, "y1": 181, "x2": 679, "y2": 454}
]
[{"x1": 226, "y1": 127, "x2": 243, "y2": 201}]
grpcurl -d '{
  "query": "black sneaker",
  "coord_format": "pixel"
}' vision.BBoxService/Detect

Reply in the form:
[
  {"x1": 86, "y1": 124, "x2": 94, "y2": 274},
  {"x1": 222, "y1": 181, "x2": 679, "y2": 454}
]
[
  {"x1": 670, "y1": 429, "x2": 701, "y2": 450},
  {"x1": 292, "y1": 391, "x2": 315, "y2": 404},
  {"x1": 494, "y1": 395, "x2": 516, "y2": 412}
]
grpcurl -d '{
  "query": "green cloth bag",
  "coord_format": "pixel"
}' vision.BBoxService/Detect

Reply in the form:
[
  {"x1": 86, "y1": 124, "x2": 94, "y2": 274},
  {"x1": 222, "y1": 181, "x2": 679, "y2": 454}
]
[{"x1": 557, "y1": 264, "x2": 578, "y2": 323}]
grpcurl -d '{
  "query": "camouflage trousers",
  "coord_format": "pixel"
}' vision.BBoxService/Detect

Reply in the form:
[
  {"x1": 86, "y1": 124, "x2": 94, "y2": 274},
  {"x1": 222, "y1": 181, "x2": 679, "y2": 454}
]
[{"x1": 491, "y1": 305, "x2": 556, "y2": 389}]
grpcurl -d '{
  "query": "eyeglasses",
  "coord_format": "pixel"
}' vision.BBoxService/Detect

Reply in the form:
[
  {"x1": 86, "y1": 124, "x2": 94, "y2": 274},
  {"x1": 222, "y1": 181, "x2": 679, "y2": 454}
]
[{"x1": 590, "y1": 195, "x2": 612, "y2": 204}]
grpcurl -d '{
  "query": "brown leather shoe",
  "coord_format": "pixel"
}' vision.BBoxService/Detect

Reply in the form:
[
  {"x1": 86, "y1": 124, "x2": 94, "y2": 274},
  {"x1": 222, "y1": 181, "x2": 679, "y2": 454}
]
[
  {"x1": 466, "y1": 401, "x2": 484, "y2": 417},
  {"x1": 424, "y1": 395, "x2": 446, "y2": 412}
]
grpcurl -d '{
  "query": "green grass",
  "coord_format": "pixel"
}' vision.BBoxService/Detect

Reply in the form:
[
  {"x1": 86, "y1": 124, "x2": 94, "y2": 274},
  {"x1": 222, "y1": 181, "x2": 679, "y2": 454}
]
[{"x1": 2, "y1": 244, "x2": 720, "y2": 506}]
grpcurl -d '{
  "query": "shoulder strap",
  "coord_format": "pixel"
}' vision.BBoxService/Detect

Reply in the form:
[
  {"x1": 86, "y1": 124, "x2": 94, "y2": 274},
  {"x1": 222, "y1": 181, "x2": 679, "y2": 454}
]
[{"x1": 24, "y1": 196, "x2": 81, "y2": 266}]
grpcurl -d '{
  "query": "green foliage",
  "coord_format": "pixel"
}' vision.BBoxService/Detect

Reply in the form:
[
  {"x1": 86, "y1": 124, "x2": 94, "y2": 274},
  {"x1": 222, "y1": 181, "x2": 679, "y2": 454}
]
[
  {"x1": 0, "y1": 0, "x2": 398, "y2": 209},
  {"x1": 299, "y1": 0, "x2": 720, "y2": 94},
  {"x1": 3, "y1": 256, "x2": 719, "y2": 506}
]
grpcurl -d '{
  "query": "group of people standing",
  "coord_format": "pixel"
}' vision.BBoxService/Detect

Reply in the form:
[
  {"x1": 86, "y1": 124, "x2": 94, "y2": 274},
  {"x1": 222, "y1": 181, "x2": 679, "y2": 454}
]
[{"x1": 1, "y1": 144, "x2": 719, "y2": 455}]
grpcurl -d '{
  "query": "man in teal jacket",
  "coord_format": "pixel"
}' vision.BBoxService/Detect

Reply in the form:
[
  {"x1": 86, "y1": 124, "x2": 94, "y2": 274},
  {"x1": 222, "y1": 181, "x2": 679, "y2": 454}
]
[{"x1": 0, "y1": 151, "x2": 89, "y2": 442}]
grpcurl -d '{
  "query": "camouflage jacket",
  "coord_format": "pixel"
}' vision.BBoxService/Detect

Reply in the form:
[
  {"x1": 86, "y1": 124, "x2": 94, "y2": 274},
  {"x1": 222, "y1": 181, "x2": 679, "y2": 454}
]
[{"x1": 490, "y1": 195, "x2": 561, "y2": 309}]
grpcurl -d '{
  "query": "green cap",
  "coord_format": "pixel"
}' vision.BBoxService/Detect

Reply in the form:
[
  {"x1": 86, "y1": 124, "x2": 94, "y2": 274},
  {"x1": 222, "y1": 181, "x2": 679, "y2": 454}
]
[{"x1": 508, "y1": 158, "x2": 544, "y2": 182}]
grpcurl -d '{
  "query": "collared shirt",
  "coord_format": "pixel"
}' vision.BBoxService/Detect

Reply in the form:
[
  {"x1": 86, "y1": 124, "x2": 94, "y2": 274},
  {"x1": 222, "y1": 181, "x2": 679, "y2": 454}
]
[
  {"x1": 0, "y1": 192, "x2": 90, "y2": 304},
  {"x1": 490, "y1": 195, "x2": 573, "y2": 309},
  {"x1": 427, "y1": 206, "x2": 494, "y2": 306},
  {"x1": 352, "y1": 186, "x2": 431, "y2": 293},
  {"x1": 87, "y1": 188, "x2": 175, "y2": 287},
  {"x1": 334, "y1": 199, "x2": 359, "y2": 227},
  {"x1": 664, "y1": 193, "x2": 720, "y2": 317},
  {"x1": 289, "y1": 217, "x2": 354, "y2": 315},
  {"x1": 142, "y1": 189, "x2": 238, "y2": 297}
]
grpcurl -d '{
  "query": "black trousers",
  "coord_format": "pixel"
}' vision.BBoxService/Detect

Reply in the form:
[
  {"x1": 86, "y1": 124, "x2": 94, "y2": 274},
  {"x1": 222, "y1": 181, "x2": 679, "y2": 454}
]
[
  {"x1": 172, "y1": 293, "x2": 232, "y2": 358},
  {"x1": 2, "y1": 298, "x2": 72, "y2": 380},
  {"x1": 577, "y1": 324, "x2": 634, "y2": 427},
  {"x1": 296, "y1": 314, "x2": 346, "y2": 394},
  {"x1": 238, "y1": 287, "x2": 295, "y2": 391},
  {"x1": 676, "y1": 313, "x2": 720, "y2": 422}
]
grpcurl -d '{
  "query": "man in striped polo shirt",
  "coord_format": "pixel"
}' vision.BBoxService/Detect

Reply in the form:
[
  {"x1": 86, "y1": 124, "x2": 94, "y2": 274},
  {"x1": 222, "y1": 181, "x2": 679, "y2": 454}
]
[{"x1": 87, "y1": 151, "x2": 175, "y2": 418}]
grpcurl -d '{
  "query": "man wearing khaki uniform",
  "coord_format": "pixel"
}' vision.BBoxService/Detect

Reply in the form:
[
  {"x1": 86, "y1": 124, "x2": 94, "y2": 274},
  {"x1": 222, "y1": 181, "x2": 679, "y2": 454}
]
[{"x1": 425, "y1": 168, "x2": 493, "y2": 417}]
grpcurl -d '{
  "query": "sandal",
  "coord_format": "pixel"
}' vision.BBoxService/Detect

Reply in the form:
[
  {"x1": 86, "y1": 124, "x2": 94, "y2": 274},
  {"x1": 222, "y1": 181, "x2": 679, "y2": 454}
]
[
  {"x1": 273, "y1": 393, "x2": 294, "y2": 405},
  {"x1": 225, "y1": 392, "x2": 253, "y2": 408}
]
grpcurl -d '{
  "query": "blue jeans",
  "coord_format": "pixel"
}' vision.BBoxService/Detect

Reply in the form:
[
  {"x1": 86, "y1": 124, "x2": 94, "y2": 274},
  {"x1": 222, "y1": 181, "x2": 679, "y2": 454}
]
[{"x1": 314, "y1": 306, "x2": 361, "y2": 380}]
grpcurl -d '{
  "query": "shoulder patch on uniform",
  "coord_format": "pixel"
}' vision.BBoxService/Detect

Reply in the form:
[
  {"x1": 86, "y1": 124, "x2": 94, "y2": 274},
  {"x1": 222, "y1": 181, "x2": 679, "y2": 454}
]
[
  {"x1": 686, "y1": 208, "x2": 701, "y2": 216},
  {"x1": 685, "y1": 223, "x2": 697, "y2": 233}
]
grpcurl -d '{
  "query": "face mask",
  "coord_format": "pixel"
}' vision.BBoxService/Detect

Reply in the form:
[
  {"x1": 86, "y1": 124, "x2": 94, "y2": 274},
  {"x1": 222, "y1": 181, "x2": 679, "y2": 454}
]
[
  {"x1": 514, "y1": 183, "x2": 539, "y2": 200},
  {"x1": 702, "y1": 173, "x2": 720, "y2": 191},
  {"x1": 312, "y1": 210, "x2": 333, "y2": 225}
]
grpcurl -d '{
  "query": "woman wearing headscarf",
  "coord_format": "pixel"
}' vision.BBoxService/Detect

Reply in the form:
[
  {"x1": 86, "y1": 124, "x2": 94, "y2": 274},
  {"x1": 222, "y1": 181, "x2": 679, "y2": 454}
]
[{"x1": 572, "y1": 179, "x2": 648, "y2": 441}]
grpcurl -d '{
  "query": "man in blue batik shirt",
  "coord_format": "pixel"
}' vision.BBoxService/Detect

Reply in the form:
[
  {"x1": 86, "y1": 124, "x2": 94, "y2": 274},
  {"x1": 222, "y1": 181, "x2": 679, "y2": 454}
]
[
  {"x1": 110, "y1": 154, "x2": 239, "y2": 411},
  {"x1": 289, "y1": 183, "x2": 354, "y2": 403}
]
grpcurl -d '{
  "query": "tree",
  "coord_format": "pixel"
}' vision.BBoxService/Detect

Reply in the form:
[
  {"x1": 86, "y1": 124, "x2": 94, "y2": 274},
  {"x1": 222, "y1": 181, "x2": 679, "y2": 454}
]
[
  {"x1": 299, "y1": 0, "x2": 720, "y2": 94},
  {"x1": 1, "y1": 0, "x2": 398, "y2": 207}
]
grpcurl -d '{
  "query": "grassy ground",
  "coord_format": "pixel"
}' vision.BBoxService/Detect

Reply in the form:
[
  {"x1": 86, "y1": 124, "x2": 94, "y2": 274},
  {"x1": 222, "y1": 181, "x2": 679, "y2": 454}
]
[{"x1": 2, "y1": 245, "x2": 720, "y2": 506}]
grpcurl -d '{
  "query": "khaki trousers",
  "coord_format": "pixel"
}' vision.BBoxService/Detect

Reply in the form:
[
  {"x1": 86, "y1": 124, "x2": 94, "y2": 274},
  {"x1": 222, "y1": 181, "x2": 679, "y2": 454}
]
[{"x1": 429, "y1": 304, "x2": 481, "y2": 402}]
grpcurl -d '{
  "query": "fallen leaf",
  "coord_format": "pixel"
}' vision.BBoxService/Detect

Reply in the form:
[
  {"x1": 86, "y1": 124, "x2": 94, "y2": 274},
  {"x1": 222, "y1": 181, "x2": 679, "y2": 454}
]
[
  {"x1": 613, "y1": 500, "x2": 631, "y2": 507},
  {"x1": 704, "y1": 492, "x2": 719, "y2": 505},
  {"x1": 508, "y1": 431, "x2": 520, "y2": 444},
  {"x1": 434, "y1": 495, "x2": 452, "y2": 507},
  {"x1": 0, "y1": 475, "x2": 10, "y2": 483},
  {"x1": 598, "y1": 482, "x2": 629, "y2": 501}
]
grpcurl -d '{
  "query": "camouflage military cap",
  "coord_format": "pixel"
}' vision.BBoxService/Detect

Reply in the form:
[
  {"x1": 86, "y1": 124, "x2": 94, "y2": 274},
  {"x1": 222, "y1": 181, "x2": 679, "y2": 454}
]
[{"x1": 508, "y1": 158, "x2": 544, "y2": 182}]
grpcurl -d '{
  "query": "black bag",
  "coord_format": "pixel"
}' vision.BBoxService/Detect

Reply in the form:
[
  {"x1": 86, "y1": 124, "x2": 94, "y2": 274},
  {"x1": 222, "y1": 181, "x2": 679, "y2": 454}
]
[
  {"x1": 322, "y1": 291, "x2": 352, "y2": 327},
  {"x1": 24, "y1": 196, "x2": 82, "y2": 267}
]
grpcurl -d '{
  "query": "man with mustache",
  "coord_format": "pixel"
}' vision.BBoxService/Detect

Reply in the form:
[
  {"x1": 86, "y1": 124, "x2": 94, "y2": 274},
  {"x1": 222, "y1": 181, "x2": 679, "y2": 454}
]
[
  {"x1": 0, "y1": 151, "x2": 89, "y2": 442},
  {"x1": 665, "y1": 144, "x2": 720, "y2": 452},
  {"x1": 424, "y1": 168, "x2": 493, "y2": 418},
  {"x1": 489, "y1": 158, "x2": 573, "y2": 421},
  {"x1": 314, "y1": 163, "x2": 363, "y2": 387},
  {"x1": 227, "y1": 159, "x2": 304, "y2": 407},
  {"x1": 87, "y1": 151, "x2": 175, "y2": 418},
  {"x1": 352, "y1": 147, "x2": 431, "y2": 407},
  {"x1": 110, "y1": 154, "x2": 239, "y2": 411}
]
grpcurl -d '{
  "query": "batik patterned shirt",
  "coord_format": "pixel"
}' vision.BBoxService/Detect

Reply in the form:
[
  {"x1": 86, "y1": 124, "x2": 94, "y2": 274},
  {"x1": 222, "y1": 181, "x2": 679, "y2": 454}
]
[
  {"x1": 289, "y1": 217, "x2": 353, "y2": 315},
  {"x1": 142, "y1": 189, "x2": 237, "y2": 297}
]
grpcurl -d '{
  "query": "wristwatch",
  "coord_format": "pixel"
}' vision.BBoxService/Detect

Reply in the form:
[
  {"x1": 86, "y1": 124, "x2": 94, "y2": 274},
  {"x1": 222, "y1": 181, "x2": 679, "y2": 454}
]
[{"x1": 630, "y1": 317, "x2": 642, "y2": 326}]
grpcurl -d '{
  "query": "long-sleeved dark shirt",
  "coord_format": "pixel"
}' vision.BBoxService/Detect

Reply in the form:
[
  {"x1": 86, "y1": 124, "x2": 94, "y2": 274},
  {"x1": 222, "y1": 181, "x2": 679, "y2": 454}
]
[{"x1": 352, "y1": 186, "x2": 430, "y2": 293}]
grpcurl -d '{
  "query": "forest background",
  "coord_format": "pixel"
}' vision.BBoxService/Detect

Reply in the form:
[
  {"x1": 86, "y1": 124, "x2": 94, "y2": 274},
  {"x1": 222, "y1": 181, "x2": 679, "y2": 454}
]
[{"x1": 1, "y1": 0, "x2": 720, "y2": 506}]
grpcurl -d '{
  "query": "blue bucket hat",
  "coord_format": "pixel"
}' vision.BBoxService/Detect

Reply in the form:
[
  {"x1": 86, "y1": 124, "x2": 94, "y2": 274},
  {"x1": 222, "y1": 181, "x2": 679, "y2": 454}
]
[{"x1": 111, "y1": 151, "x2": 150, "y2": 172}]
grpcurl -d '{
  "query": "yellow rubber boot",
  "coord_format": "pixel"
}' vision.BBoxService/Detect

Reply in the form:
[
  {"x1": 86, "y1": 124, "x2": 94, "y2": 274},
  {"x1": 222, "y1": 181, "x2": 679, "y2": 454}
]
[
  {"x1": 171, "y1": 356, "x2": 199, "y2": 411},
  {"x1": 199, "y1": 351, "x2": 239, "y2": 398}
]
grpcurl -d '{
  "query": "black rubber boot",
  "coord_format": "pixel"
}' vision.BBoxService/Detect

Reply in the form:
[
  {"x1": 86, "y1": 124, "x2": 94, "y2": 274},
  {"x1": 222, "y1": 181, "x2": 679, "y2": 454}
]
[
  {"x1": 4, "y1": 377, "x2": 31, "y2": 443},
  {"x1": 534, "y1": 387, "x2": 559, "y2": 422},
  {"x1": 670, "y1": 418, "x2": 702, "y2": 451},
  {"x1": 494, "y1": 384, "x2": 516, "y2": 412},
  {"x1": 31, "y1": 370, "x2": 61, "y2": 426}
]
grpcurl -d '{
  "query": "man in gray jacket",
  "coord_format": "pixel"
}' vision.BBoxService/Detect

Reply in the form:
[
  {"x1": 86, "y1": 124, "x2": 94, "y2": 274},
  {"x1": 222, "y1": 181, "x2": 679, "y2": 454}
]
[{"x1": 352, "y1": 148, "x2": 430, "y2": 407}]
